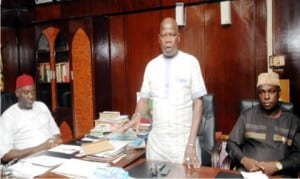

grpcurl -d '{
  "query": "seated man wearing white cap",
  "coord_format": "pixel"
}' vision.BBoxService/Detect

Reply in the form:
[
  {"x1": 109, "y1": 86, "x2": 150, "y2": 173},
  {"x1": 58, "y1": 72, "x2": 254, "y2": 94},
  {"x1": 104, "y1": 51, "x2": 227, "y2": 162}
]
[
  {"x1": 0, "y1": 74, "x2": 63, "y2": 164},
  {"x1": 226, "y1": 72, "x2": 300, "y2": 177}
]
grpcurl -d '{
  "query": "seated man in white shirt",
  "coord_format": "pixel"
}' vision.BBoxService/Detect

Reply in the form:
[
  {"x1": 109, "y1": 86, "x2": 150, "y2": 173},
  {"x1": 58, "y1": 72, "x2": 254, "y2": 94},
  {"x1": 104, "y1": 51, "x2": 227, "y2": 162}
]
[{"x1": 0, "y1": 74, "x2": 63, "y2": 164}]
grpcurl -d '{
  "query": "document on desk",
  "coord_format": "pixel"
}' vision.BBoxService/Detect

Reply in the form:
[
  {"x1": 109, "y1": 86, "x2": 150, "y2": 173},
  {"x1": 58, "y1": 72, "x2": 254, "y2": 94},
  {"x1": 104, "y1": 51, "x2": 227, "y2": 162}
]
[
  {"x1": 20, "y1": 155, "x2": 69, "y2": 167},
  {"x1": 8, "y1": 162, "x2": 51, "y2": 178},
  {"x1": 241, "y1": 171, "x2": 268, "y2": 179},
  {"x1": 51, "y1": 158, "x2": 109, "y2": 178},
  {"x1": 48, "y1": 144, "x2": 81, "y2": 154},
  {"x1": 93, "y1": 140, "x2": 128, "y2": 158}
]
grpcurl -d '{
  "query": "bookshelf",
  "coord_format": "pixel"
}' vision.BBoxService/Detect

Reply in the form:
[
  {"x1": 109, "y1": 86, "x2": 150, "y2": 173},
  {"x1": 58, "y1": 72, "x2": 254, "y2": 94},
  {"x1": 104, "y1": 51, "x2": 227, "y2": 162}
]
[
  {"x1": 36, "y1": 27, "x2": 74, "y2": 141},
  {"x1": 54, "y1": 33, "x2": 71, "y2": 108},
  {"x1": 36, "y1": 34, "x2": 52, "y2": 109},
  {"x1": 36, "y1": 31, "x2": 71, "y2": 109},
  {"x1": 35, "y1": 25, "x2": 95, "y2": 142}
]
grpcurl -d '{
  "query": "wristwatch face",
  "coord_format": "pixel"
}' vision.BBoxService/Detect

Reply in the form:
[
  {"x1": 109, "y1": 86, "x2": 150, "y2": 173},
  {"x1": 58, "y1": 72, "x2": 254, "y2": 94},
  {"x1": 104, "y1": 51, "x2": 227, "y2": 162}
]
[{"x1": 276, "y1": 162, "x2": 283, "y2": 170}]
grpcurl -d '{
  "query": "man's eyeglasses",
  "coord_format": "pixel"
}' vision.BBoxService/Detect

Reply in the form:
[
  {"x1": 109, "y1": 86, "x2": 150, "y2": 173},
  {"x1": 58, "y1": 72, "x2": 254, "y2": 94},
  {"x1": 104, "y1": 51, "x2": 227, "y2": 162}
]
[{"x1": 159, "y1": 33, "x2": 178, "y2": 39}]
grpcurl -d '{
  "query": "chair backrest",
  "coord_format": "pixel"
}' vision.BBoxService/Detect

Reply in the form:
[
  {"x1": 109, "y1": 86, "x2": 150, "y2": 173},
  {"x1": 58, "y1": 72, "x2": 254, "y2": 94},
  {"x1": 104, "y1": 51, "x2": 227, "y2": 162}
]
[
  {"x1": 198, "y1": 94, "x2": 216, "y2": 166},
  {"x1": 240, "y1": 99, "x2": 294, "y2": 113},
  {"x1": 1, "y1": 92, "x2": 17, "y2": 114}
]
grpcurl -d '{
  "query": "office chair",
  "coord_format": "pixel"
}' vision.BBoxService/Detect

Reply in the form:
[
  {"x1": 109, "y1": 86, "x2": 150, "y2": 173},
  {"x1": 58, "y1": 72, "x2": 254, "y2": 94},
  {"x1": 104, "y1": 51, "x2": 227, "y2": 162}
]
[
  {"x1": 1, "y1": 92, "x2": 17, "y2": 114},
  {"x1": 198, "y1": 94, "x2": 216, "y2": 167},
  {"x1": 240, "y1": 99, "x2": 294, "y2": 113}
]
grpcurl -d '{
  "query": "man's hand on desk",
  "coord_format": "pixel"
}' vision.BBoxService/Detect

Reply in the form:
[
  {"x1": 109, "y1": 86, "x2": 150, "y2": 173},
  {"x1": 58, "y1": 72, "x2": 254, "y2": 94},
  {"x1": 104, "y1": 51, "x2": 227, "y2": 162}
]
[
  {"x1": 241, "y1": 157, "x2": 260, "y2": 172},
  {"x1": 118, "y1": 115, "x2": 141, "y2": 134},
  {"x1": 38, "y1": 138, "x2": 61, "y2": 151},
  {"x1": 241, "y1": 157, "x2": 281, "y2": 175},
  {"x1": 255, "y1": 161, "x2": 280, "y2": 175},
  {"x1": 184, "y1": 144, "x2": 200, "y2": 169}
]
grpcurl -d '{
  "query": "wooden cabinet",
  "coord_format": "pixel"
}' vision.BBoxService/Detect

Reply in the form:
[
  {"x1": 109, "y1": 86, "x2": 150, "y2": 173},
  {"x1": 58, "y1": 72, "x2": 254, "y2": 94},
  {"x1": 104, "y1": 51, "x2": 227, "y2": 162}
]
[
  {"x1": 36, "y1": 30, "x2": 71, "y2": 109},
  {"x1": 35, "y1": 21, "x2": 95, "y2": 141},
  {"x1": 36, "y1": 27, "x2": 73, "y2": 141}
]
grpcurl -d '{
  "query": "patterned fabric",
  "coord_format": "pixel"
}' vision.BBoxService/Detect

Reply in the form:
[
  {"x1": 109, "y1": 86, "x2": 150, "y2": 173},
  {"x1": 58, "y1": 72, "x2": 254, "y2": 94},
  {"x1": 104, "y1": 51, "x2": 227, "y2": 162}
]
[
  {"x1": 140, "y1": 51, "x2": 207, "y2": 163},
  {"x1": 0, "y1": 101, "x2": 60, "y2": 158},
  {"x1": 227, "y1": 105, "x2": 300, "y2": 176}
]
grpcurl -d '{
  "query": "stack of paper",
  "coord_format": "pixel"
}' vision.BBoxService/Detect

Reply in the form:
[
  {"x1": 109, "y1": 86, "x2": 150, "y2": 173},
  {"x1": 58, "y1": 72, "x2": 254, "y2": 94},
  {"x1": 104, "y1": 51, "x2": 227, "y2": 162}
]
[
  {"x1": 48, "y1": 144, "x2": 81, "y2": 155},
  {"x1": 82, "y1": 140, "x2": 114, "y2": 155},
  {"x1": 99, "y1": 111, "x2": 121, "y2": 120},
  {"x1": 96, "y1": 111, "x2": 129, "y2": 125},
  {"x1": 82, "y1": 140, "x2": 129, "y2": 163},
  {"x1": 93, "y1": 140, "x2": 128, "y2": 158}
]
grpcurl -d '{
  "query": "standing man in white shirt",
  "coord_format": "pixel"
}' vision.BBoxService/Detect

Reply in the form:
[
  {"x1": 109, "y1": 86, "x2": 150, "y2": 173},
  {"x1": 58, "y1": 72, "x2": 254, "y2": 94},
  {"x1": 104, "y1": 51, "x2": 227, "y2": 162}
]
[
  {"x1": 0, "y1": 74, "x2": 62, "y2": 164},
  {"x1": 120, "y1": 17, "x2": 207, "y2": 168}
]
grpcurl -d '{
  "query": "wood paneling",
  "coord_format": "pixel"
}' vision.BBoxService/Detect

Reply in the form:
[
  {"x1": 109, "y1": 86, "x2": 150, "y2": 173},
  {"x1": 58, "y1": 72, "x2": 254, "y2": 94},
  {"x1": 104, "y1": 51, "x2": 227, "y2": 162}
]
[
  {"x1": 1, "y1": 27, "x2": 19, "y2": 92},
  {"x1": 123, "y1": 0, "x2": 161, "y2": 11},
  {"x1": 110, "y1": 16, "x2": 127, "y2": 113},
  {"x1": 91, "y1": 0, "x2": 123, "y2": 16},
  {"x1": 273, "y1": 0, "x2": 300, "y2": 117},
  {"x1": 204, "y1": 0, "x2": 265, "y2": 133},
  {"x1": 92, "y1": 16, "x2": 112, "y2": 117},
  {"x1": 72, "y1": 28, "x2": 94, "y2": 137},
  {"x1": 61, "y1": 0, "x2": 91, "y2": 18},
  {"x1": 18, "y1": 26, "x2": 35, "y2": 75},
  {"x1": 34, "y1": 4, "x2": 62, "y2": 22}
]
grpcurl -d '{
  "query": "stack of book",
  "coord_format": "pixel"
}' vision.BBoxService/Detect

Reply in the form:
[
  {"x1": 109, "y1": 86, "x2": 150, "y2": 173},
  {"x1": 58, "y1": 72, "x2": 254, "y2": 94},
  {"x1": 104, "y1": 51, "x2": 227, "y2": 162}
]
[
  {"x1": 93, "y1": 111, "x2": 129, "y2": 133},
  {"x1": 82, "y1": 140, "x2": 129, "y2": 163}
]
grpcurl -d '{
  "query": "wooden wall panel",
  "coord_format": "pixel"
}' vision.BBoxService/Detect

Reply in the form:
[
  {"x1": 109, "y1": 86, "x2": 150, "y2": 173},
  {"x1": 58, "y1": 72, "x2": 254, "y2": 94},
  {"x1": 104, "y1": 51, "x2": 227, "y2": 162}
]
[
  {"x1": 18, "y1": 26, "x2": 36, "y2": 76},
  {"x1": 253, "y1": 0, "x2": 268, "y2": 75},
  {"x1": 1, "y1": 27, "x2": 19, "y2": 92},
  {"x1": 110, "y1": 16, "x2": 128, "y2": 113},
  {"x1": 273, "y1": 0, "x2": 300, "y2": 117},
  {"x1": 61, "y1": 0, "x2": 92, "y2": 18},
  {"x1": 33, "y1": 5, "x2": 62, "y2": 22},
  {"x1": 123, "y1": 0, "x2": 161, "y2": 11},
  {"x1": 204, "y1": 1, "x2": 262, "y2": 133},
  {"x1": 92, "y1": 17, "x2": 112, "y2": 117},
  {"x1": 91, "y1": 0, "x2": 123, "y2": 15},
  {"x1": 0, "y1": 26, "x2": 34, "y2": 92}
]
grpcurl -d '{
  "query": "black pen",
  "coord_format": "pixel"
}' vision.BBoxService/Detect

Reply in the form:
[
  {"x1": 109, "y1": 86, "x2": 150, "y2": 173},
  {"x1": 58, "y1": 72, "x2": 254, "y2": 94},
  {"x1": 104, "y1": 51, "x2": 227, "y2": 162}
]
[{"x1": 5, "y1": 158, "x2": 18, "y2": 167}]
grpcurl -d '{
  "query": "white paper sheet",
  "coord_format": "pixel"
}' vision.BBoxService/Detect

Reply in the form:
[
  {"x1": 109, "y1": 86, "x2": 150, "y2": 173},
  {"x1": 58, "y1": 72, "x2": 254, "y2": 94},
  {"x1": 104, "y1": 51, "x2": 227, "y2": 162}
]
[
  {"x1": 51, "y1": 158, "x2": 109, "y2": 178},
  {"x1": 241, "y1": 171, "x2": 268, "y2": 179},
  {"x1": 8, "y1": 162, "x2": 51, "y2": 178},
  {"x1": 20, "y1": 155, "x2": 69, "y2": 167}
]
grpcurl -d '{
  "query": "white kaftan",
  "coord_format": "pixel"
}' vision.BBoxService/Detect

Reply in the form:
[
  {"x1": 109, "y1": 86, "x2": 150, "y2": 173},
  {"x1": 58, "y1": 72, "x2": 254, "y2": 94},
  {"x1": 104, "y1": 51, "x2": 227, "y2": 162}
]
[
  {"x1": 0, "y1": 101, "x2": 60, "y2": 158},
  {"x1": 139, "y1": 51, "x2": 207, "y2": 163}
]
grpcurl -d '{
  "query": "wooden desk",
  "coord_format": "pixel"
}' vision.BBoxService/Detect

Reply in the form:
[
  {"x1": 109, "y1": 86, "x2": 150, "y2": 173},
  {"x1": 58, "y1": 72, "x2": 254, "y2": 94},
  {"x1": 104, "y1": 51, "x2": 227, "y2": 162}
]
[
  {"x1": 128, "y1": 160, "x2": 241, "y2": 178},
  {"x1": 36, "y1": 149, "x2": 145, "y2": 178}
]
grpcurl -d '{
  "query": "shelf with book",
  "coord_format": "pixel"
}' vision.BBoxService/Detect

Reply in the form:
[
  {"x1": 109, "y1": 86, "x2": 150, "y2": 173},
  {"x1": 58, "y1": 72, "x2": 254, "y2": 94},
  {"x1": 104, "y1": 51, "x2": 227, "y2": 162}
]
[
  {"x1": 36, "y1": 34, "x2": 52, "y2": 109},
  {"x1": 54, "y1": 32, "x2": 71, "y2": 108}
]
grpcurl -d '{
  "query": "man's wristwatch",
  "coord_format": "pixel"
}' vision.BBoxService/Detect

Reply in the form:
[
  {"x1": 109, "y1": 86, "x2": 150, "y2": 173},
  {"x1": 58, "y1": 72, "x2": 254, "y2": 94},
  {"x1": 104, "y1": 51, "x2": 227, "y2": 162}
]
[{"x1": 275, "y1": 161, "x2": 283, "y2": 170}]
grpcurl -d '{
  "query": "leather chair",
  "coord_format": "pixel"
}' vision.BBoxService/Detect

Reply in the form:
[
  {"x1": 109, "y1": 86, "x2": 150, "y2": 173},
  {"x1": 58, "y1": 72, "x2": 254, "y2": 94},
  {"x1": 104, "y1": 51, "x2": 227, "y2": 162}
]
[
  {"x1": 1, "y1": 92, "x2": 17, "y2": 114},
  {"x1": 198, "y1": 94, "x2": 216, "y2": 167},
  {"x1": 240, "y1": 99, "x2": 294, "y2": 113}
]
